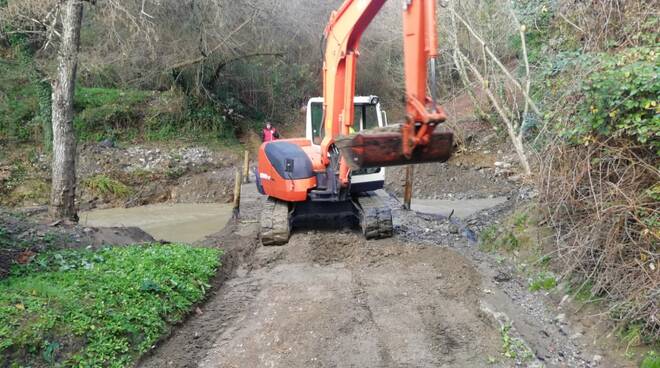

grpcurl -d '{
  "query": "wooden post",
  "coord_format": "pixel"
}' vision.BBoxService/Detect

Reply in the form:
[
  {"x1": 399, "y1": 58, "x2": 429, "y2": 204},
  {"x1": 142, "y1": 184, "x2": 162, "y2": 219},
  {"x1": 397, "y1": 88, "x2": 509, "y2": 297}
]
[
  {"x1": 243, "y1": 150, "x2": 250, "y2": 183},
  {"x1": 403, "y1": 165, "x2": 414, "y2": 210},
  {"x1": 232, "y1": 170, "x2": 242, "y2": 218}
]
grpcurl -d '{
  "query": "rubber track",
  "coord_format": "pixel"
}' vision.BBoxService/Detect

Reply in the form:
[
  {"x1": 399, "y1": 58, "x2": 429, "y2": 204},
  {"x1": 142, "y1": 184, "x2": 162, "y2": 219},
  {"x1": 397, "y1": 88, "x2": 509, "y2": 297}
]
[
  {"x1": 260, "y1": 197, "x2": 290, "y2": 246},
  {"x1": 356, "y1": 193, "x2": 393, "y2": 240}
]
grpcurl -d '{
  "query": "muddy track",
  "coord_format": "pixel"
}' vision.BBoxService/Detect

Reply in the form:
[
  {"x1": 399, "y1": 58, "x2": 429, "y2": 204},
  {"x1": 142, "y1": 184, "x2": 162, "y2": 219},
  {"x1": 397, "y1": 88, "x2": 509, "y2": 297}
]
[{"x1": 138, "y1": 184, "x2": 625, "y2": 368}]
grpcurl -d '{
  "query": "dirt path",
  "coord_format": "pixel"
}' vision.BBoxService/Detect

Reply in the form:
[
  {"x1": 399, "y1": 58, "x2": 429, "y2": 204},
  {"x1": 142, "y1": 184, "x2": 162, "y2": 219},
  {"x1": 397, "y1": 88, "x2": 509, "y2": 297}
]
[
  {"x1": 203, "y1": 233, "x2": 504, "y2": 367},
  {"x1": 138, "y1": 184, "x2": 622, "y2": 368},
  {"x1": 140, "y1": 233, "x2": 502, "y2": 367}
]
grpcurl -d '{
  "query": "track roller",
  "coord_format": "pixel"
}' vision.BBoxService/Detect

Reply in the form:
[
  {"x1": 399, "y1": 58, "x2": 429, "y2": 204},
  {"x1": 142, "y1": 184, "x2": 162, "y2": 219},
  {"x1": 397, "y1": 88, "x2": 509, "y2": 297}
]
[{"x1": 354, "y1": 192, "x2": 393, "y2": 240}]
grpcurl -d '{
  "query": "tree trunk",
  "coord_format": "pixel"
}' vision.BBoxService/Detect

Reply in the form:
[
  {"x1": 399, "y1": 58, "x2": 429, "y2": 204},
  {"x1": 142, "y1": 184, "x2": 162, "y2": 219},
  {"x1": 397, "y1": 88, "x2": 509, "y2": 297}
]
[{"x1": 49, "y1": 0, "x2": 84, "y2": 221}]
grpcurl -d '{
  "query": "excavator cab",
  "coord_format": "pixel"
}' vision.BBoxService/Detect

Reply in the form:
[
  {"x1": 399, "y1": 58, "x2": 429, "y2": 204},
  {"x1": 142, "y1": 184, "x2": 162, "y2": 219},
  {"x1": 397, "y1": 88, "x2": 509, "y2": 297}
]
[{"x1": 306, "y1": 96, "x2": 387, "y2": 194}]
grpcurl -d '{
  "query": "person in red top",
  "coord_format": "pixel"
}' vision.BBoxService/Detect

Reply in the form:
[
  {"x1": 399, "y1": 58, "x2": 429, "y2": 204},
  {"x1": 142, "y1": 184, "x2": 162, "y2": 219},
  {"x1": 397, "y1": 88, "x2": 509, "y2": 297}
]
[{"x1": 262, "y1": 122, "x2": 280, "y2": 142}]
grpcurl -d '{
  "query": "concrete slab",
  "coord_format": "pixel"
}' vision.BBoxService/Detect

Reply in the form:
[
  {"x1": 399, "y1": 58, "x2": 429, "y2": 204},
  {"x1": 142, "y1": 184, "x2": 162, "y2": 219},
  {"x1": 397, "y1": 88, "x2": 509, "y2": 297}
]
[{"x1": 404, "y1": 197, "x2": 508, "y2": 218}]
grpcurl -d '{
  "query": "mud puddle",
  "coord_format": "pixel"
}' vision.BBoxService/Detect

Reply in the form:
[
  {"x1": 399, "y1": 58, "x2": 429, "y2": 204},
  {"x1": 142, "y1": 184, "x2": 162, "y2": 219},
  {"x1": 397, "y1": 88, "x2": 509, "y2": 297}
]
[{"x1": 81, "y1": 203, "x2": 233, "y2": 243}]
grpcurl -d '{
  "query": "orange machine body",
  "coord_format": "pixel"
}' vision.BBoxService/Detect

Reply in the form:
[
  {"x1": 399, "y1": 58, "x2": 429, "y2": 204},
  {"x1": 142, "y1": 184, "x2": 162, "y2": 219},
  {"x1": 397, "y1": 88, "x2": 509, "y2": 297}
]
[
  {"x1": 257, "y1": 0, "x2": 451, "y2": 204},
  {"x1": 257, "y1": 139, "x2": 322, "y2": 202}
]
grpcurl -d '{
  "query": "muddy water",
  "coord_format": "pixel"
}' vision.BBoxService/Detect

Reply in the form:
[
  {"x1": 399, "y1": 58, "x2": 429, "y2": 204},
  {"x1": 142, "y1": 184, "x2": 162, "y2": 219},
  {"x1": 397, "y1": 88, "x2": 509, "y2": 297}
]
[{"x1": 81, "y1": 203, "x2": 233, "y2": 243}]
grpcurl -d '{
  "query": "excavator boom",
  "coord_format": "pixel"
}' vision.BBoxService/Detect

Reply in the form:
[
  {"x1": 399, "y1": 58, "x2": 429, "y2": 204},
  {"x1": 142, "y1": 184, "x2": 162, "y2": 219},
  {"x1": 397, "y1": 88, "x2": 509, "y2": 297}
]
[{"x1": 321, "y1": 0, "x2": 452, "y2": 183}]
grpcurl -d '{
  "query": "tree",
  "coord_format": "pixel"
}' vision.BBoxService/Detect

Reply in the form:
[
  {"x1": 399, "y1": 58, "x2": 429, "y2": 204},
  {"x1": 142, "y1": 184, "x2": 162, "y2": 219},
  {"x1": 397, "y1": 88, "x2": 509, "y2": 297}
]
[
  {"x1": 49, "y1": 0, "x2": 84, "y2": 221},
  {"x1": 443, "y1": 0, "x2": 537, "y2": 175}
]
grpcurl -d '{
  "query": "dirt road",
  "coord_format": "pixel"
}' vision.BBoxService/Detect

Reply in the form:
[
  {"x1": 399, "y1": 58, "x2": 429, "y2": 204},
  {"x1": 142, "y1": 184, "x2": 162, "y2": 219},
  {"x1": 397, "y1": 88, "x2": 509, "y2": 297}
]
[
  {"x1": 140, "y1": 224, "x2": 503, "y2": 367},
  {"x1": 211, "y1": 233, "x2": 505, "y2": 367},
  {"x1": 137, "y1": 180, "x2": 623, "y2": 368}
]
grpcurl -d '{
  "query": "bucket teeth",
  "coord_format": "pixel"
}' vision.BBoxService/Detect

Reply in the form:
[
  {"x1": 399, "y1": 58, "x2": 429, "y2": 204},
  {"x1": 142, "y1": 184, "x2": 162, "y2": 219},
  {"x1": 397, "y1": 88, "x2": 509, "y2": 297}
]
[{"x1": 335, "y1": 125, "x2": 453, "y2": 170}]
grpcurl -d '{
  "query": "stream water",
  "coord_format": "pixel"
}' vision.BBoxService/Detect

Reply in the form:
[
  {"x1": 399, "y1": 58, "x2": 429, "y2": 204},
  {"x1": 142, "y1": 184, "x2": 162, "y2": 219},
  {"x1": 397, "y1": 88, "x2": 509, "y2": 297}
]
[{"x1": 81, "y1": 203, "x2": 233, "y2": 243}]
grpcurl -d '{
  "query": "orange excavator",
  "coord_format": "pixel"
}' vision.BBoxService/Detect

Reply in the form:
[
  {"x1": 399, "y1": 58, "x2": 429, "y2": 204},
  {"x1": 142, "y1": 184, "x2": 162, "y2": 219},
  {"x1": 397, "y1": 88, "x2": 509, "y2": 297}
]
[{"x1": 256, "y1": 0, "x2": 453, "y2": 245}]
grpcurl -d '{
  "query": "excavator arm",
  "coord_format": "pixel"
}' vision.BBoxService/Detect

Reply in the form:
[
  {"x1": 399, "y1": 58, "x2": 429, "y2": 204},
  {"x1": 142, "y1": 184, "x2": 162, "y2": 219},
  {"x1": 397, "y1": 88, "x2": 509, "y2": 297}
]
[{"x1": 320, "y1": 0, "x2": 452, "y2": 187}]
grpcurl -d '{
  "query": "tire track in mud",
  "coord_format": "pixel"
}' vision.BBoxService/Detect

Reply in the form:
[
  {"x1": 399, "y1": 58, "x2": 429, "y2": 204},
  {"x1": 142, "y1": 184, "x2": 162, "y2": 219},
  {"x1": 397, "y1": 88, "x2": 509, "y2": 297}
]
[{"x1": 348, "y1": 268, "x2": 396, "y2": 366}]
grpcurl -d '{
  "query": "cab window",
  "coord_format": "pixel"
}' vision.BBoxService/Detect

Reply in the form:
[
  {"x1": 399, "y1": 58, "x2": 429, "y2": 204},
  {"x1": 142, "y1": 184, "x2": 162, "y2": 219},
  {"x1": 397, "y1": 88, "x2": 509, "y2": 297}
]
[
  {"x1": 311, "y1": 102, "x2": 379, "y2": 144},
  {"x1": 310, "y1": 102, "x2": 323, "y2": 144}
]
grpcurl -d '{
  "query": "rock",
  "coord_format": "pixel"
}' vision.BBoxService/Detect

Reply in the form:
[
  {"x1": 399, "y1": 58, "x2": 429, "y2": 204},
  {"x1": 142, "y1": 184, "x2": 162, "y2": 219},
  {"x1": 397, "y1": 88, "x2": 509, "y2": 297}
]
[
  {"x1": 593, "y1": 355, "x2": 602, "y2": 363},
  {"x1": 496, "y1": 168, "x2": 514, "y2": 177},
  {"x1": 508, "y1": 174, "x2": 523, "y2": 183},
  {"x1": 554, "y1": 313, "x2": 566, "y2": 324},
  {"x1": 494, "y1": 272, "x2": 512, "y2": 282},
  {"x1": 99, "y1": 139, "x2": 115, "y2": 148},
  {"x1": 448, "y1": 224, "x2": 459, "y2": 234}
]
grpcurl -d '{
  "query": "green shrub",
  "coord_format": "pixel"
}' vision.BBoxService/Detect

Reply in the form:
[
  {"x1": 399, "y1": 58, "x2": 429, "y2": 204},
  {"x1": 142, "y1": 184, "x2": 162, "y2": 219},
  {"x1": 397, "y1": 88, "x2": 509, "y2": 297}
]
[
  {"x1": 641, "y1": 351, "x2": 660, "y2": 368},
  {"x1": 568, "y1": 48, "x2": 659, "y2": 152},
  {"x1": 479, "y1": 225, "x2": 499, "y2": 251},
  {"x1": 0, "y1": 34, "x2": 51, "y2": 145},
  {"x1": 0, "y1": 244, "x2": 220, "y2": 367}
]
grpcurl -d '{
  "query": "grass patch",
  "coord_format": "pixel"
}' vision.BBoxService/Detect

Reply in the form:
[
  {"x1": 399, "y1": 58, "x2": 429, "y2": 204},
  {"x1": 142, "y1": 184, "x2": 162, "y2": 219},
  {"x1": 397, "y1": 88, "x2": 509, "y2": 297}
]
[
  {"x1": 479, "y1": 225, "x2": 498, "y2": 250},
  {"x1": 0, "y1": 44, "x2": 47, "y2": 143},
  {"x1": 75, "y1": 87, "x2": 153, "y2": 110},
  {"x1": 571, "y1": 280, "x2": 597, "y2": 303},
  {"x1": 74, "y1": 87, "x2": 154, "y2": 142},
  {"x1": 479, "y1": 226, "x2": 521, "y2": 253},
  {"x1": 0, "y1": 244, "x2": 220, "y2": 367},
  {"x1": 73, "y1": 87, "x2": 240, "y2": 145},
  {"x1": 641, "y1": 351, "x2": 660, "y2": 368},
  {"x1": 84, "y1": 175, "x2": 132, "y2": 200},
  {"x1": 528, "y1": 271, "x2": 558, "y2": 292},
  {"x1": 500, "y1": 324, "x2": 533, "y2": 361}
]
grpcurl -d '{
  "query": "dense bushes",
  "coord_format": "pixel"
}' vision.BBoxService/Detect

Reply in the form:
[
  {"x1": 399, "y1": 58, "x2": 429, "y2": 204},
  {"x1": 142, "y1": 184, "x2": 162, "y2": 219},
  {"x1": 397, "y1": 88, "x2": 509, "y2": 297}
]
[
  {"x1": 533, "y1": 2, "x2": 659, "y2": 343},
  {"x1": 540, "y1": 140, "x2": 658, "y2": 341},
  {"x1": 568, "y1": 47, "x2": 659, "y2": 152}
]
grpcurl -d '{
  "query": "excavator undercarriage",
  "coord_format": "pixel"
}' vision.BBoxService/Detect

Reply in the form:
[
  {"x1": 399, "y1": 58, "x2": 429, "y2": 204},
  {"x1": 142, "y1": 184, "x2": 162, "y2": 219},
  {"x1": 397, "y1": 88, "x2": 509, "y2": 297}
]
[{"x1": 260, "y1": 192, "x2": 392, "y2": 246}]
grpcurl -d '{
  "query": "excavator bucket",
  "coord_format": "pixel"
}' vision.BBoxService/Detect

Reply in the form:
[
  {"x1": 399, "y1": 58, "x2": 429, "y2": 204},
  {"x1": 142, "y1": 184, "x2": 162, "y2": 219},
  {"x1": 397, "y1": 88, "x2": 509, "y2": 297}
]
[{"x1": 336, "y1": 125, "x2": 454, "y2": 170}]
